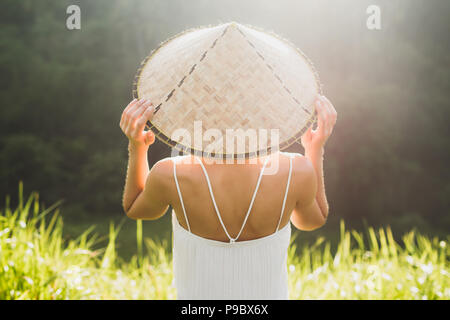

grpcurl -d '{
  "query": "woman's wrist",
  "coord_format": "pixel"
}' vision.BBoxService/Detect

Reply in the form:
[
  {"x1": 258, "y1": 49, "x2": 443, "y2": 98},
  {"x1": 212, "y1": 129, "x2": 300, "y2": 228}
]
[
  {"x1": 305, "y1": 145, "x2": 324, "y2": 159},
  {"x1": 128, "y1": 141, "x2": 149, "y2": 153}
]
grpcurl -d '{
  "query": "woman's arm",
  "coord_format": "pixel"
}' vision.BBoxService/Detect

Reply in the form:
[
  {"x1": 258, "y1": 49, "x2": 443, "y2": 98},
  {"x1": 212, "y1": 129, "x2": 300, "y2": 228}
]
[
  {"x1": 291, "y1": 95, "x2": 337, "y2": 230},
  {"x1": 305, "y1": 147, "x2": 328, "y2": 220},
  {"x1": 123, "y1": 142, "x2": 150, "y2": 213},
  {"x1": 120, "y1": 99, "x2": 156, "y2": 214}
]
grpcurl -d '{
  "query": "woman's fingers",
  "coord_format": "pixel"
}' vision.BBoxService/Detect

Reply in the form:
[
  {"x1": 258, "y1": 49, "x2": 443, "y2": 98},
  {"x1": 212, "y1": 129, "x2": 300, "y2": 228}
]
[
  {"x1": 315, "y1": 97, "x2": 326, "y2": 137},
  {"x1": 322, "y1": 95, "x2": 337, "y2": 123},
  {"x1": 123, "y1": 98, "x2": 138, "y2": 114},
  {"x1": 120, "y1": 99, "x2": 138, "y2": 128},
  {"x1": 320, "y1": 95, "x2": 337, "y2": 136},
  {"x1": 122, "y1": 99, "x2": 143, "y2": 130},
  {"x1": 119, "y1": 97, "x2": 156, "y2": 147},
  {"x1": 131, "y1": 100, "x2": 152, "y2": 122},
  {"x1": 124, "y1": 99, "x2": 146, "y2": 127},
  {"x1": 303, "y1": 94, "x2": 336, "y2": 150},
  {"x1": 133, "y1": 104, "x2": 155, "y2": 138},
  {"x1": 125, "y1": 99, "x2": 151, "y2": 134},
  {"x1": 319, "y1": 96, "x2": 332, "y2": 136}
]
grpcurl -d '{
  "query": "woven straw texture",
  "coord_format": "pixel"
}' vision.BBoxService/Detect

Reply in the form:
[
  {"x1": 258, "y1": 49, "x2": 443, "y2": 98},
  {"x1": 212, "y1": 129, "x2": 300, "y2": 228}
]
[{"x1": 133, "y1": 22, "x2": 322, "y2": 159}]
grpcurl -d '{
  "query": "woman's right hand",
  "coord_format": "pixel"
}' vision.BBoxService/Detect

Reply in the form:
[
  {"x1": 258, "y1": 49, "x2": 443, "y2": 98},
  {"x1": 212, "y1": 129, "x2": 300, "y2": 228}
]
[
  {"x1": 301, "y1": 95, "x2": 337, "y2": 153},
  {"x1": 120, "y1": 98, "x2": 156, "y2": 149}
]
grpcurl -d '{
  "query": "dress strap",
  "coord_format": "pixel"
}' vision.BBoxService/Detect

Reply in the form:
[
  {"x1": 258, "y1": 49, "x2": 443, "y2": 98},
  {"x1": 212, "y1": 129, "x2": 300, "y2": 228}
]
[
  {"x1": 196, "y1": 156, "x2": 270, "y2": 243},
  {"x1": 173, "y1": 157, "x2": 191, "y2": 232},
  {"x1": 275, "y1": 154, "x2": 294, "y2": 232}
]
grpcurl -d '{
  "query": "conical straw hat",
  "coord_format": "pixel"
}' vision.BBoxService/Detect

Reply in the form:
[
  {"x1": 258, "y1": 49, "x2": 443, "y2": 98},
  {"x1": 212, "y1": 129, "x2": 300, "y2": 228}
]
[{"x1": 133, "y1": 22, "x2": 322, "y2": 159}]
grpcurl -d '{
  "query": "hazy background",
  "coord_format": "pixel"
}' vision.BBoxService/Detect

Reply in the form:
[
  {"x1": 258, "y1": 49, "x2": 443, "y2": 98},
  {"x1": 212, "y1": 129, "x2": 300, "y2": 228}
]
[{"x1": 0, "y1": 0, "x2": 449, "y2": 259}]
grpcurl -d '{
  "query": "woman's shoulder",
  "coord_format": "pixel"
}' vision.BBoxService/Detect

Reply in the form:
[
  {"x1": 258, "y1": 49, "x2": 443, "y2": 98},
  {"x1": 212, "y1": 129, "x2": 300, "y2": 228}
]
[
  {"x1": 159, "y1": 154, "x2": 194, "y2": 165},
  {"x1": 279, "y1": 151, "x2": 302, "y2": 158},
  {"x1": 279, "y1": 151, "x2": 307, "y2": 163},
  {"x1": 279, "y1": 151, "x2": 314, "y2": 174},
  {"x1": 152, "y1": 155, "x2": 197, "y2": 177}
]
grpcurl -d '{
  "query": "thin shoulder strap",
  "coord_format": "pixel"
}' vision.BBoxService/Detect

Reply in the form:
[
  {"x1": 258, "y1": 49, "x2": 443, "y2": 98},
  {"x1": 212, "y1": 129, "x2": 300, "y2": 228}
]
[
  {"x1": 275, "y1": 153, "x2": 294, "y2": 232},
  {"x1": 196, "y1": 156, "x2": 270, "y2": 243},
  {"x1": 173, "y1": 157, "x2": 191, "y2": 232}
]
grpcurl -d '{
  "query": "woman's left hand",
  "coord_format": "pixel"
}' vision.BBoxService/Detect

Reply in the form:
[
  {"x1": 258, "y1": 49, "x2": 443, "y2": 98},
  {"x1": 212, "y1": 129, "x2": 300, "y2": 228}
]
[
  {"x1": 120, "y1": 98, "x2": 156, "y2": 148},
  {"x1": 300, "y1": 95, "x2": 337, "y2": 153}
]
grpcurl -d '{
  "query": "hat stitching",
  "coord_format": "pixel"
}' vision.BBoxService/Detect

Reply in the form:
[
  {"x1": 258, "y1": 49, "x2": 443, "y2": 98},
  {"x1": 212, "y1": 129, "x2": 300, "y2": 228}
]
[
  {"x1": 235, "y1": 26, "x2": 311, "y2": 116},
  {"x1": 152, "y1": 25, "x2": 230, "y2": 115}
]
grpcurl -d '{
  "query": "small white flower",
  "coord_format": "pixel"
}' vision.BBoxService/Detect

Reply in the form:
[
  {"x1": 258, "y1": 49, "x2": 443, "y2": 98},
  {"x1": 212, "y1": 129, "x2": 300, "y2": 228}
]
[
  {"x1": 382, "y1": 273, "x2": 392, "y2": 281},
  {"x1": 306, "y1": 273, "x2": 315, "y2": 281},
  {"x1": 405, "y1": 255, "x2": 414, "y2": 265},
  {"x1": 396, "y1": 283, "x2": 403, "y2": 290},
  {"x1": 418, "y1": 277, "x2": 425, "y2": 285},
  {"x1": 410, "y1": 286, "x2": 419, "y2": 294},
  {"x1": 420, "y1": 263, "x2": 433, "y2": 275},
  {"x1": 289, "y1": 264, "x2": 296, "y2": 272},
  {"x1": 23, "y1": 277, "x2": 34, "y2": 285},
  {"x1": 5, "y1": 237, "x2": 16, "y2": 244},
  {"x1": 355, "y1": 285, "x2": 361, "y2": 293},
  {"x1": 19, "y1": 221, "x2": 26, "y2": 228},
  {"x1": 72, "y1": 275, "x2": 82, "y2": 285},
  {"x1": 332, "y1": 281, "x2": 339, "y2": 290},
  {"x1": 422, "y1": 295, "x2": 427, "y2": 300},
  {"x1": 0, "y1": 227, "x2": 10, "y2": 237},
  {"x1": 367, "y1": 265, "x2": 378, "y2": 273},
  {"x1": 439, "y1": 241, "x2": 446, "y2": 248},
  {"x1": 366, "y1": 280, "x2": 375, "y2": 290},
  {"x1": 351, "y1": 271, "x2": 360, "y2": 282}
]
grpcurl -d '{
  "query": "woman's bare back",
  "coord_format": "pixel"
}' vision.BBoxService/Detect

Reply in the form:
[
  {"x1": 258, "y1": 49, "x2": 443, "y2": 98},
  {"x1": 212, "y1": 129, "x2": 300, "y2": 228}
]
[{"x1": 168, "y1": 151, "x2": 316, "y2": 242}]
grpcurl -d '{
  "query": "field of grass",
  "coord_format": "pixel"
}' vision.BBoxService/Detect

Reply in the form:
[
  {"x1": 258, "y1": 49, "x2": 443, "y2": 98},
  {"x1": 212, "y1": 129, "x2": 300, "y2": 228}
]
[{"x1": 0, "y1": 184, "x2": 448, "y2": 300}]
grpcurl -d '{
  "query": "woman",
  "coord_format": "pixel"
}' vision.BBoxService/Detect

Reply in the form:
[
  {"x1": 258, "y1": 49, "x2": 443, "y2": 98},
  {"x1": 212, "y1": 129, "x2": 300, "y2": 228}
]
[{"x1": 120, "y1": 94, "x2": 337, "y2": 299}]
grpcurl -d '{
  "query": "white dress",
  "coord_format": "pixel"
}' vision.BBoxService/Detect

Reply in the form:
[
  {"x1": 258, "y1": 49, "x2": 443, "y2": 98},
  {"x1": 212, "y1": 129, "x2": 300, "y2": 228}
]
[{"x1": 172, "y1": 154, "x2": 294, "y2": 300}]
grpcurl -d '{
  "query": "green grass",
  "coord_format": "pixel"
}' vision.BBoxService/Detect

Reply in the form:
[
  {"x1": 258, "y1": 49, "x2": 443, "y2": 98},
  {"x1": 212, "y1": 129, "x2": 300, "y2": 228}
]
[{"x1": 0, "y1": 183, "x2": 448, "y2": 299}]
